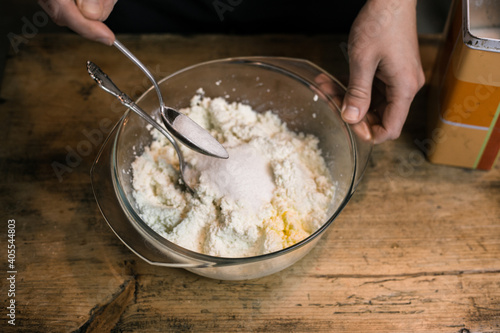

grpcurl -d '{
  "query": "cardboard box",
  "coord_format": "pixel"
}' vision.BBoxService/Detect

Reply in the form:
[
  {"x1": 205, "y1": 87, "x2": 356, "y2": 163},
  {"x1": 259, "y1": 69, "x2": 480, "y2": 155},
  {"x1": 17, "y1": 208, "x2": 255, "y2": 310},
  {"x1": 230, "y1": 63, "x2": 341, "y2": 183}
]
[{"x1": 426, "y1": 0, "x2": 500, "y2": 170}]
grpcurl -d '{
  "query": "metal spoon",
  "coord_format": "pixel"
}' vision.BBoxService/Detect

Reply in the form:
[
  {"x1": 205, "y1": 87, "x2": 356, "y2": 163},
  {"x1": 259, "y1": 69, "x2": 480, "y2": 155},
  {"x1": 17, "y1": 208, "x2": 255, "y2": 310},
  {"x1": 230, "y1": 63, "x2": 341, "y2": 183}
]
[
  {"x1": 86, "y1": 61, "x2": 196, "y2": 193},
  {"x1": 113, "y1": 40, "x2": 228, "y2": 159}
]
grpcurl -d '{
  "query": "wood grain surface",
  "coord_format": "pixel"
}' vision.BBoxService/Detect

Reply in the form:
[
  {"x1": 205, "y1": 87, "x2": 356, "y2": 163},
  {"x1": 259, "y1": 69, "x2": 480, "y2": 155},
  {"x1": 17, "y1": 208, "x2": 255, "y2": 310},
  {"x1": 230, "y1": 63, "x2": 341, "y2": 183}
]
[{"x1": 1, "y1": 33, "x2": 499, "y2": 332}]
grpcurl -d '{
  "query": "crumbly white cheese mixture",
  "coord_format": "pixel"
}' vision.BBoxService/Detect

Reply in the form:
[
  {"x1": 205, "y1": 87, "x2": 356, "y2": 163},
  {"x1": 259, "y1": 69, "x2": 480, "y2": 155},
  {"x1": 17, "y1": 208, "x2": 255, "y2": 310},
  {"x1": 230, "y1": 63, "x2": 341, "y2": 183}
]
[{"x1": 131, "y1": 90, "x2": 334, "y2": 258}]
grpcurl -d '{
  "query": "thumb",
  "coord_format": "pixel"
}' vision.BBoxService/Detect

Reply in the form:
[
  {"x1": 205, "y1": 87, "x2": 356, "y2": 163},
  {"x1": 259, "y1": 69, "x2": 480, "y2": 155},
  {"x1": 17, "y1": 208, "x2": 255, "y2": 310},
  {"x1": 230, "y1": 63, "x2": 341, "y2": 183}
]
[
  {"x1": 76, "y1": 0, "x2": 104, "y2": 20},
  {"x1": 341, "y1": 58, "x2": 377, "y2": 124},
  {"x1": 76, "y1": 0, "x2": 116, "y2": 21}
]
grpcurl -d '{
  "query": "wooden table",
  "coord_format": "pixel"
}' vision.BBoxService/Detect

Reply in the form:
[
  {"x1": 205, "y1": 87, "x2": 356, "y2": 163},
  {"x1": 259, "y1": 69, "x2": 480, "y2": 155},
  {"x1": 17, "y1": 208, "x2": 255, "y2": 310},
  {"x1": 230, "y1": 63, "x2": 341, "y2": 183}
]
[{"x1": 1, "y1": 33, "x2": 499, "y2": 332}]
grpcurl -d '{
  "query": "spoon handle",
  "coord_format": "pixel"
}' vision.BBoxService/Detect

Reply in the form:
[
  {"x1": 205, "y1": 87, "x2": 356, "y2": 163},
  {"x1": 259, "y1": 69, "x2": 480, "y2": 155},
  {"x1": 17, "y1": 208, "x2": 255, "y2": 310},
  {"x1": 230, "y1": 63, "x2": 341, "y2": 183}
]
[
  {"x1": 86, "y1": 61, "x2": 130, "y2": 102},
  {"x1": 86, "y1": 61, "x2": 195, "y2": 193},
  {"x1": 111, "y1": 40, "x2": 228, "y2": 160},
  {"x1": 113, "y1": 40, "x2": 164, "y2": 108},
  {"x1": 86, "y1": 61, "x2": 174, "y2": 142}
]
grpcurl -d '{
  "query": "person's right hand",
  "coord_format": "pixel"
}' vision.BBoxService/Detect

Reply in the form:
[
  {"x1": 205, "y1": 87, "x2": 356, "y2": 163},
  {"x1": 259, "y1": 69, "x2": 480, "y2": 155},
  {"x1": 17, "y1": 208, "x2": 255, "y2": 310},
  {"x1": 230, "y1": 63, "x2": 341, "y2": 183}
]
[
  {"x1": 38, "y1": 0, "x2": 117, "y2": 45},
  {"x1": 341, "y1": 0, "x2": 425, "y2": 144}
]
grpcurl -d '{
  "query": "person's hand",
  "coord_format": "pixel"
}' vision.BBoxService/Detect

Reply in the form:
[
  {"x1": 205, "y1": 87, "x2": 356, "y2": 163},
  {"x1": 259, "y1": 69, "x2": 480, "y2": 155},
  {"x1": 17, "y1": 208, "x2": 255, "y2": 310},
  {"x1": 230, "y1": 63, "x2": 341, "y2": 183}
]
[
  {"x1": 38, "y1": 0, "x2": 117, "y2": 45},
  {"x1": 342, "y1": 0, "x2": 425, "y2": 144}
]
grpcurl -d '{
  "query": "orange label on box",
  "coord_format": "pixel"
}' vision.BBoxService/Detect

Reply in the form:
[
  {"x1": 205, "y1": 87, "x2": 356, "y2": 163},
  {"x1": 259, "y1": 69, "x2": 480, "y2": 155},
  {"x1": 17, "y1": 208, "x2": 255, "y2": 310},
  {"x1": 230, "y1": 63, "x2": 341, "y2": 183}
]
[{"x1": 440, "y1": 74, "x2": 500, "y2": 129}]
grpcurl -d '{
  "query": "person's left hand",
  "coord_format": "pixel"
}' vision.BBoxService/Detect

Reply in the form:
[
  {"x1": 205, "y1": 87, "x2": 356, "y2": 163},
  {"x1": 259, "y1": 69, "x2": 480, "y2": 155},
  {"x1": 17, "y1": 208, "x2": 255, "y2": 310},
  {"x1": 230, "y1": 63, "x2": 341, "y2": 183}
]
[{"x1": 341, "y1": 0, "x2": 425, "y2": 144}]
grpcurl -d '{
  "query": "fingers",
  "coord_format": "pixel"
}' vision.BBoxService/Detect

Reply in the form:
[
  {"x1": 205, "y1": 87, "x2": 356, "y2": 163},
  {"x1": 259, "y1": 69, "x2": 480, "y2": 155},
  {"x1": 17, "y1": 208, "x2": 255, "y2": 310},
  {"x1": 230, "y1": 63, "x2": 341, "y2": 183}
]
[
  {"x1": 64, "y1": 4, "x2": 115, "y2": 45},
  {"x1": 343, "y1": 52, "x2": 424, "y2": 144},
  {"x1": 372, "y1": 69, "x2": 425, "y2": 143},
  {"x1": 38, "y1": 0, "x2": 115, "y2": 45},
  {"x1": 341, "y1": 51, "x2": 378, "y2": 125},
  {"x1": 371, "y1": 95, "x2": 412, "y2": 144}
]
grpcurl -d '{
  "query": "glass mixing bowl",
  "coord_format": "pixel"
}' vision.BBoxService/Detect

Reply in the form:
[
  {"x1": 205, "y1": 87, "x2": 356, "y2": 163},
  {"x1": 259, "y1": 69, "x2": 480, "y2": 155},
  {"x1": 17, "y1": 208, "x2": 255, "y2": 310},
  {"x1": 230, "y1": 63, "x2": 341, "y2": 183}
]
[{"x1": 91, "y1": 57, "x2": 373, "y2": 280}]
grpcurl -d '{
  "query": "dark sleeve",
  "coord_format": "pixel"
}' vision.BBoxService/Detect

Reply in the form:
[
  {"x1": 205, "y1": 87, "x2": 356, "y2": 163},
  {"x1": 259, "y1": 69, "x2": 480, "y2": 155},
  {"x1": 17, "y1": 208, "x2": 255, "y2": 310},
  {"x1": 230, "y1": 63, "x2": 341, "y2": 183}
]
[{"x1": 106, "y1": 0, "x2": 366, "y2": 34}]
